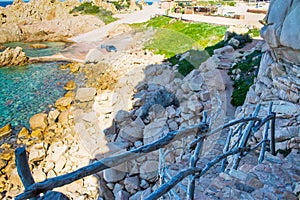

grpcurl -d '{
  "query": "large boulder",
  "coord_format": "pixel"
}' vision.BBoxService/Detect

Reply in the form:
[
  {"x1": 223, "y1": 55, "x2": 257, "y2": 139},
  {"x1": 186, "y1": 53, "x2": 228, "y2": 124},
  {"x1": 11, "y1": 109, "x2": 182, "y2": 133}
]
[
  {"x1": 55, "y1": 97, "x2": 73, "y2": 111},
  {"x1": 0, "y1": 0, "x2": 105, "y2": 43},
  {"x1": 0, "y1": 124, "x2": 12, "y2": 138},
  {"x1": 29, "y1": 113, "x2": 48, "y2": 131},
  {"x1": 107, "y1": 23, "x2": 132, "y2": 38},
  {"x1": 75, "y1": 88, "x2": 96, "y2": 102},
  {"x1": 280, "y1": 3, "x2": 300, "y2": 50},
  {"x1": 267, "y1": 0, "x2": 292, "y2": 25},
  {"x1": 0, "y1": 47, "x2": 29, "y2": 67},
  {"x1": 261, "y1": 0, "x2": 300, "y2": 64},
  {"x1": 84, "y1": 48, "x2": 102, "y2": 64}
]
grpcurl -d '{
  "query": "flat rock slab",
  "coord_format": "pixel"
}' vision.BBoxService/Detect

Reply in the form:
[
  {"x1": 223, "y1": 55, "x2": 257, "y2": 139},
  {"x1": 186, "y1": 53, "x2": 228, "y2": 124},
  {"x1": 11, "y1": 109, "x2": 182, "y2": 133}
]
[{"x1": 75, "y1": 88, "x2": 96, "y2": 102}]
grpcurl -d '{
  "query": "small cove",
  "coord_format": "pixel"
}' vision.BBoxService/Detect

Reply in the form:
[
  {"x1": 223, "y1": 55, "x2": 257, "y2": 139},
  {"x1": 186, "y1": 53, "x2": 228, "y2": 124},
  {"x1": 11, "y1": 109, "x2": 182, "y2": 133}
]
[{"x1": 0, "y1": 42, "x2": 85, "y2": 131}]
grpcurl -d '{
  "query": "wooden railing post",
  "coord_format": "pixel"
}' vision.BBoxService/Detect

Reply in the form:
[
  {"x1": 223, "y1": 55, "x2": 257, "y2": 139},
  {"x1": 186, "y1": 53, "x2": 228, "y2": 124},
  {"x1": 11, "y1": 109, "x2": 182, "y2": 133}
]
[
  {"x1": 270, "y1": 112, "x2": 276, "y2": 155},
  {"x1": 15, "y1": 147, "x2": 38, "y2": 200}
]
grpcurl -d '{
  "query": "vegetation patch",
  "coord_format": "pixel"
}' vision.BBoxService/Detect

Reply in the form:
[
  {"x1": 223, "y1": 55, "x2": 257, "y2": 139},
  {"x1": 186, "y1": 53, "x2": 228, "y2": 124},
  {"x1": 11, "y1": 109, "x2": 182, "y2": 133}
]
[
  {"x1": 197, "y1": 0, "x2": 236, "y2": 6},
  {"x1": 131, "y1": 16, "x2": 227, "y2": 75},
  {"x1": 132, "y1": 16, "x2": 227, "y2": 58},
  {"x1": 168, "y1": 50, "x2": 209, "y2": 76},
  {"x1": 205, "y1": 32, "x2": 252, "y2": 56},
  {"x1": 70, "y1": 2, "x2": 117, "y2": 24},
  {"x1": 247, "y1": 28, "x2": 261, "y2": 38},
  {"x1": 228, "y1": 50, "x2": 262, "y2": 106}
]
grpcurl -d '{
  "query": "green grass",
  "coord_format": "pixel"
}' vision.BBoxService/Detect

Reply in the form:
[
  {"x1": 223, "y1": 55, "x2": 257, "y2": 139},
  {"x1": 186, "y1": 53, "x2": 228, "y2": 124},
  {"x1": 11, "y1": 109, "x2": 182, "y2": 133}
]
[
  {"x1": 168, "y1": 50, "x2": 209, "y2": 76},
  {"x1": 248, "y1": 28, "x2": 261, "y2": 38},
  {"x1": 133, "y1": 16, "x2": 227, "y2": 58},
  {"x1": 70, "y1": 2, "x2": 117, "y2": 24},
  {"x1": 131, "y1": 16, "x2": 227, "y2": 75},
  {"x1": 229, "y1": 50, "x2": 262, "y2": 106}
]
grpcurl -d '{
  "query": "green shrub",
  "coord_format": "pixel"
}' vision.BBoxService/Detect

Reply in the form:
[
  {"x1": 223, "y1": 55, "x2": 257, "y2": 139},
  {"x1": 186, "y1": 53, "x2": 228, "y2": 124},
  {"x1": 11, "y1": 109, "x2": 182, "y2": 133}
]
[
  {"x1": 168, "y1": 50, "x2": 209, "y2": 76},
  {"x1": 229, "y1": 50, "x2": 262, "y2": 106},
  {"x1": 248, "y1": 28, "x2": 261, "y2": 38},
  {"x1": 228, "y1": 2, "x2": 235, "y2": 6},
  {"x1": 204, "y1": 40, "x2": 227, "y2": 56},
  {"x1": 70, "y1": 2, "x2": 117, "y2": 24},
  {"x1": 70, "y1": 2, "x2": 98, "y2": 14},
  {"x1": 97, "y1": 8, "x2": 116, "y2": 24},
  {"x1": 112, "y1": 1, "x2": 129, "y2": 10},
  {"x1": 169, "y1": 56, "x2": 195, "y2": 76}
]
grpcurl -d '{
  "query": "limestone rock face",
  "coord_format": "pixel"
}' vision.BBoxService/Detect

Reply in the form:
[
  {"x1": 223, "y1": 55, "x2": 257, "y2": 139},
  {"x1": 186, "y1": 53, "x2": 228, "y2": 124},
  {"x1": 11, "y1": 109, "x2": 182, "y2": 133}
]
[
  {"x1": 261, "y1": 0, "x2": 300, "y2": 64},
  {"x1": 0, "y1": 0, "x2": 105, "y2": 43},
  {"x1": 84, "y1": 48, "x2": 102, "y2": 64},
  {"x1": 0, "y1": 47, "x2": 29, "y2": 67}
]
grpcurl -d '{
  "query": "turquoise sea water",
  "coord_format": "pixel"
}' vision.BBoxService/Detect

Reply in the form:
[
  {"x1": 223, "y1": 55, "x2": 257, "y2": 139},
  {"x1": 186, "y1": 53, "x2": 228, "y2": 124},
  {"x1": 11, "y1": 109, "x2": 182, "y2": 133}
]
[
  {"x1": 0, "y1": 1, "x2": 13, "y2": 7},
  {"x1": 2, "y1": 41, "x2": 69, "y2": 57},
  {"x1": 0, "y1": 42, "x2": 84, "y2": 131}
]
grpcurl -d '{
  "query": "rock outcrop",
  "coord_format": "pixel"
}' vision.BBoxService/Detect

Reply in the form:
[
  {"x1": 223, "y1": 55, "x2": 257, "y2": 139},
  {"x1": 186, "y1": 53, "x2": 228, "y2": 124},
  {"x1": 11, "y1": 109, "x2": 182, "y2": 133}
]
[
  {"x1": 261, "y1": 0, "x2": 300, "y2": 64},
  {"x1": 0, "y1": 0, "x2": 105, "y2": 43},
  {"x1": 0, "y1": 47, "x2": 29, "y2": 67}
]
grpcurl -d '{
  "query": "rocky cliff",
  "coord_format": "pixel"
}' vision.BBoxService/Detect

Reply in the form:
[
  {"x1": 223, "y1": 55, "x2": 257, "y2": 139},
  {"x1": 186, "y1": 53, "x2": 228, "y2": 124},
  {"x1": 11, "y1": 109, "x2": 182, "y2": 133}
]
[
  {"x1": 237, "y1": 0, "x2": 300, "y2": 151},
  {"x1": 0, "y1": 0, "x2": 105, "y2": 43}
]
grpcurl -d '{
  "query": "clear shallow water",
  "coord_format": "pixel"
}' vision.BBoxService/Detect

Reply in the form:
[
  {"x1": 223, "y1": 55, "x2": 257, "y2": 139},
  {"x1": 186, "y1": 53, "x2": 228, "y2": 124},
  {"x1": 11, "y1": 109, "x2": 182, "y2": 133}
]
[
  {"x1": 0, "y1": 42, "x2": 84, "y2": 131},
  {"x1": 2, "y1": 41, "x2": 71, "y2": 57}
]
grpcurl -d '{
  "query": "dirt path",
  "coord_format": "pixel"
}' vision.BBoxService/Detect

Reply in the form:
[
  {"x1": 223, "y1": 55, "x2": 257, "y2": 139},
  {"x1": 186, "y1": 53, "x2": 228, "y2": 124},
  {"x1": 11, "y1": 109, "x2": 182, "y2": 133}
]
[{"x1": 70, "y1": 5, "x2": 166, "y2": 43}]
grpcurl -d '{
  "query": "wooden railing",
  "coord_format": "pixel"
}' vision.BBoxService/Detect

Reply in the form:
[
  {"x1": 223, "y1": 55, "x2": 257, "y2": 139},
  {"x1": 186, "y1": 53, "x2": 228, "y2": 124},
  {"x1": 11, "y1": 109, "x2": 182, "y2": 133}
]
[{"x1": 15, "y1": 103, "x2": 276, "y2": 200}]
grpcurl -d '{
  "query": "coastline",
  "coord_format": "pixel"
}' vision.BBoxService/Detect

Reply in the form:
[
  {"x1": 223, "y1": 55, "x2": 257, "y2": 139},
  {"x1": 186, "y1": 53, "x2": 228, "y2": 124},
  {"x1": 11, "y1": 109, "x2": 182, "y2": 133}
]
[{"x1": 4, "y1": 2, "x2": 300, "y2": 200}]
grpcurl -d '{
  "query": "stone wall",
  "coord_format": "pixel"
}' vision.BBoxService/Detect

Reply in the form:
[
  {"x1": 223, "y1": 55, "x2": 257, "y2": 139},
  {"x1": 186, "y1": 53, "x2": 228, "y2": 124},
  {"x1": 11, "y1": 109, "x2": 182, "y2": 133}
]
[{"x1": 236, "y1": 0, "x2": 300, "y2": 151}]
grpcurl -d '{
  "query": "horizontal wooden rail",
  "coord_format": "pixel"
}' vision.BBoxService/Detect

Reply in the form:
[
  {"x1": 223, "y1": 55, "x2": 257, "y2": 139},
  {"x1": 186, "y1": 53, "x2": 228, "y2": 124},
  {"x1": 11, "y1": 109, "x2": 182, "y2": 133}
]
[{"x1": 16, "y1": 123, "x2": 209, "y2": 199}]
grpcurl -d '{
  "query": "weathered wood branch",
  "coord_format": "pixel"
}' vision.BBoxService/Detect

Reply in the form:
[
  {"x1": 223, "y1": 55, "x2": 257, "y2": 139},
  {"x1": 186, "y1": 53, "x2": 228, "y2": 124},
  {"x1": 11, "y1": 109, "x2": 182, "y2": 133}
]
[
  {"x1": 221, "y1": 128, "x2": 232, "y2": 172},
  {"x1": 187, "y1": 136, "x2": 203, "y2": 200},
  {"x1": 15, "y1": 147, "x2": 35, "y2": 188},
  {"x1": 258, "y1": 120, "x2": 270, "y2": 163},
  {"x1": 15, "y1": 147, "x2": 38, "y2": 200},
  {"x1": 16, "y1": 123, "x2": 209, "y2": 200},
  {"x1": 232, "y1": 104, "x2": 261, "y2": 169},
  {"x1": 243, "y1": 139, "x2": 268, "y2": 157},
  {"x1": 145, "y1": 147, "x2": 249, "y2": 200},
  {"x1": 186, "y1": 112, "x2": 207, "y2": 200},
  {"x1": 189, "y1": 116, "x2": 262, "y2": 148}
]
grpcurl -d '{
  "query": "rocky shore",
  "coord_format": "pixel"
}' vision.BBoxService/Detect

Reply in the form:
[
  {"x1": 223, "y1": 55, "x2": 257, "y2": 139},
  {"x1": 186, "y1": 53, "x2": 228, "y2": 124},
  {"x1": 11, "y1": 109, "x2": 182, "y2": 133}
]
[
  {"x1": 2, "y1": 30, "x2": 298, "y2": 199},
  {"x1": 0, "y1": 0, "x2": 299, "y2": 199}
]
